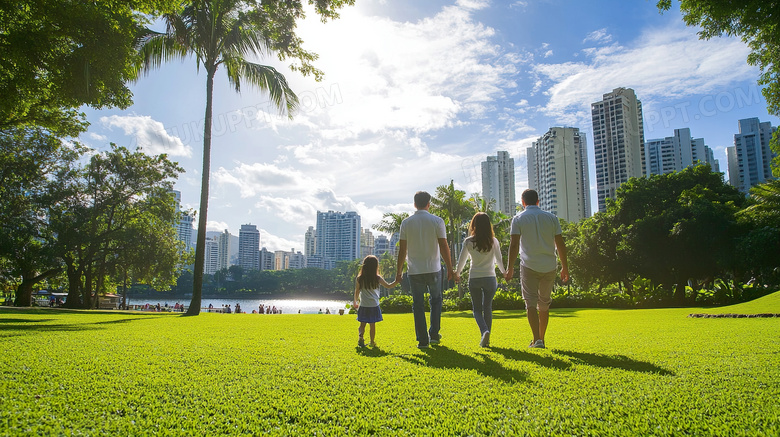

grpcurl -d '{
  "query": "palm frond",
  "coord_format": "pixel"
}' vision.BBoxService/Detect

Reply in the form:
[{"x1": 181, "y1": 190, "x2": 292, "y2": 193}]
[{"x1": 226, "y1": 59, "x2": 299, "y2": 117}]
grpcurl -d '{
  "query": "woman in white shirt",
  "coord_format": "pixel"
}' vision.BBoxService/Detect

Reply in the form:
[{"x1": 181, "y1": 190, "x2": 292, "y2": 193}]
[{"x1": 456, "y1": 212, "x2": 506, "y2": 348}]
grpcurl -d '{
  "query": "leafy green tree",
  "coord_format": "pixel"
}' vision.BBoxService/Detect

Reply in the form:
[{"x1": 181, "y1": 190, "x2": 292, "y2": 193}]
[
  {"x1": 50, "y1": 145, "x2": 183, "y2": 308},
  {"x1": 0, "y1": 127, "x2": 84, "y2": 305},
  {"x1": 735, "y1": 180, "x2": 780, "y2": 287},
  {"x1": 0, "y1": 0, "x2": 178, "y2": 134},
  {"x1": 431, "y1": 181, "x2": 473, "y2": 291},
  {"x1": 610, "y1": 165, "x2": 745, "y2": 303},
  {"x1": 136, "y1": 0, "x2": 353, "y2": 315}
]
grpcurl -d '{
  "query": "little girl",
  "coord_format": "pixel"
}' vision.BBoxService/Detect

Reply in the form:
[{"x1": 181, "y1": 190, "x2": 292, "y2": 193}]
[{"x1": 353, "y1": 255, "x2": 398, "y2": 348}]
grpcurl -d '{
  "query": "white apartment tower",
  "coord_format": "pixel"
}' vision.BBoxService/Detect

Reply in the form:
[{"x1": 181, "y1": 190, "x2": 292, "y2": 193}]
[
  {"x1": 481, "y1": 151, "x2": 517, "y2": 216},
  {"x1": 360, "y1": 228, "x2": 375, "y2": 259},
  {"x1": 728, "y1": 117, "x2": 776, "y2": 193},
  {"x1": 591, "y1": 87, "x2": 646, "y2": 212},
  {"x1": 217, "y1": 229, "x2": 231, "y2": 271},
  {"x1": 527, "y1": 127, "x2": 591, "y2": 222},
  {"x1": 304, "y1": 226, "x2": 316, "y2": 257},
  {"x1": 238, "y1": 224, "x2": 260, "y2": 271},
  {"x1": 315, "y1": 211, "x2": 361, "y2": 265},
  {"x1": 204, "y1": 237, "x2": 219, "y2": 275},
  {"x1": 646, "y1": 128, "x2": 720, "y2": 176},
  {"x1": 172, "y1": 190, "x2": 194, "y2": 251}
]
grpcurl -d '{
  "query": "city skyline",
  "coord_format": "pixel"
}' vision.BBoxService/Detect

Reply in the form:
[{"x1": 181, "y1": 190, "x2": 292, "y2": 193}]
[{"x1": 80, "y1": 0, "x2": 779, "y2": 252}]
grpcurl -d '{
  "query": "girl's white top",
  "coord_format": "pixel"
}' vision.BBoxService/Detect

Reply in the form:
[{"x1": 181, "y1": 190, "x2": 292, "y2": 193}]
[
  {"x1": 359, "y1": 283, "x2": 381, "y2": 307},
  {"x1": 456, "y1": 237, "x2": 506, "y2": 279}
]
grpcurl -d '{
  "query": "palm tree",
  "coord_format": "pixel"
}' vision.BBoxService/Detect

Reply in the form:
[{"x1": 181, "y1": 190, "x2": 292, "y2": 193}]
[
  {"x1": 431, "y1": 180, "x2": 472, "y2": 290},
  {"x1": 136, "y1": 0, "x2": 350, "y2": 315}
]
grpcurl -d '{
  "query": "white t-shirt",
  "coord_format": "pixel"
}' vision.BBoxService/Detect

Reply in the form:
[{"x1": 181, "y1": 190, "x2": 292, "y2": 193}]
[
  {"x1": 509, "y1": 205, "x2": 562, "y2": 273},
  {"x1": 359, "y1": 286, "x2": 380, "y2": 307},
  {"x1": 456, "y1": 236, "x2": 506, "y2": 278},
  {"x1": 399, "y1": 210, "x2": 447, "y2": 275}
]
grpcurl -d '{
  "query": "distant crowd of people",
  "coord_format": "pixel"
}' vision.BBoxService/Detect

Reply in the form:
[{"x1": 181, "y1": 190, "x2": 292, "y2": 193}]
[{"x1": 205, "y1": 303, "x2": 283, "y2": 314}]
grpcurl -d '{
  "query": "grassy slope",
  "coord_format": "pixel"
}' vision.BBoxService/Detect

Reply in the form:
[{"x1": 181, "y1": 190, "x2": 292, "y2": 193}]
[
  {"x1": 0, "y1": 296, "x2": 778, "y2": 436},
  {"x1": 699, "y1": 290, "x2": 780, "y2": 314}
]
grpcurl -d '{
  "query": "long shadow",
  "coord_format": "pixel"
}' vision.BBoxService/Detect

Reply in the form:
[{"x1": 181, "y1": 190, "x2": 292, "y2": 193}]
[
  {"x1": 442, "y1": 311, "x2": 579, "y2": 320},
  {"x1": 356, "y1": 346, "x2": 390, "y2": 358},
  {"x1": 0, "y1": 318, "x2": 55, "y2": 324},
  {"x1": 396, "y1": 345, "x2": 528, "y2": 384},
  {"x1": 489, "y1": 347, "x2": 573, "y2": 370},
  {"x1": 550, "y1": 349, "x2": 675, "y2": 376},
  {"x1": 0, "y1": 316, "x2": 164, "y2": 334}
]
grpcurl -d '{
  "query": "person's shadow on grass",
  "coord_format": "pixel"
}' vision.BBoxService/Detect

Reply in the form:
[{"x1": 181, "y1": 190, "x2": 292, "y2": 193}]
[
  {"x1": 550, "y1": 349, "x2": 675, "y2": 376},
  {"x1": 489, "y1": 347, "x2": 573, "y2": 371},
  {"x1": 397, "y1": 345, "x2": 528, "y2": 384},
  {"x1": 356, "y1": 345, "x2": 390, "y2": 357}
]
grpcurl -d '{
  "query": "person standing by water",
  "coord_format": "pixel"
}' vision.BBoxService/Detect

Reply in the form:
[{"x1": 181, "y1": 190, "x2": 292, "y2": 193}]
[
  {"x1": 455, "y1": 212, "x2": 506, "y2": 348},
  {"x1": 354, "y1": 255, "x2": 399, "y2": 348},
  {"x1": 396, "y1": 191, "x2": 455, "y2": 349},
  {"x1": 505, "y1": 189, "x2": 569, "y2": 349}
]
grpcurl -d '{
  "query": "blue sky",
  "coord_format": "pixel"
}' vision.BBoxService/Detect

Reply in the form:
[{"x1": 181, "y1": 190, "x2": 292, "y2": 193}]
[{"x1": 80, "y1": 0, "x2": 778, "y2": 251}]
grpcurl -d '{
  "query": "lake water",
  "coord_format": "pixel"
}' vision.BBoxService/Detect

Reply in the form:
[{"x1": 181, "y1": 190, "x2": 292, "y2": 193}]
[{"x1": 126, "y1": 297, "x2": 351, "y2": 315}]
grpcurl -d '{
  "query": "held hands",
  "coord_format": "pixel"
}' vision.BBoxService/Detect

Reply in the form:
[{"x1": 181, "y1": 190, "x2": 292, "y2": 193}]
[
  {"x1": 352, "y1": 300, "x2": 359, "y2": 309},
  {"x1": 453, "y1": 271, "x2": 461, "y2": 283},
  {"x1": 504, "y1": 267, "x2": 514, "y2": 281}
]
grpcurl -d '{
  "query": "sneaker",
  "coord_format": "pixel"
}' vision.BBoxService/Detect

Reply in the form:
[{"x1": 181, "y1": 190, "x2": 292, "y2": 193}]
[
  {"x1": 358, "y1": 338, "x2": 365, "y2": 348},
  {"x1": 480, "y1": 331, "x2": 490, "y2": 348},
  {"x1": 429, "y1": 334, "x2": 442, "y2": 345},
  {"x1": 369, "y1": 342, "x2": 377, "y2": 348},
  {"x1": 417, "y1": 342, "x2": 429, "y2": 349},
  {"x1": 529, "y1": 339, "x2": 545, "y2": 349}
]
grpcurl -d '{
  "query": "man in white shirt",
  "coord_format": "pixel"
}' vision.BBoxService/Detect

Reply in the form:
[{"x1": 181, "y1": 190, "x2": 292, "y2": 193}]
[
  {"x1": 505, "y1": 189, "x2": 569, "y2": 349},
  {"x1": 396, "y1": 191, "x2": 455, "y2": 349}
]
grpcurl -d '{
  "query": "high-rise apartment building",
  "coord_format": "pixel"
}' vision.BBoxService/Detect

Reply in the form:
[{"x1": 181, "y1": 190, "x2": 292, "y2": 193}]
[
  {"x1": 727, "y1": 147, "x2": 740, "y2": 187},
  {"x1": 527, "y1": 127, "x2": 591, "y2": 222},
  {"x1": 315, "y1": 211, "x2": 361, "y2": 266},
  {"x1": 481, "y1": 151, "x2": 517, "y2": 216},
  {"x1": 360, "y1": 229, "x2": 374, "y2": 259},
  {"x1": 238, "y1": 224, "x2": 260, "y2": 271},
  {"x1": 728, "y1": 117, "x2": 776, "y2": 193},
  {"x1": 591, "y1": 87, "x2": 646, "y2": 212},
  {"x1": 374, "y1": 235, "x2": 390, "y2": 257},
  {"x1": 645, "y1": 128, "x2": 720, "y2": 176},
  {"x1": 274, "y1": 249, "x2": 306, "y2": 270},
  {"x1": 259, "y1": 247, "x2": 274, "y2": 271},
  {"x1": 204, "y1": 237, "x2": 219, "y2": 275},
  {"x1": 304, "y1": 226, "x2": 316, "y2": 257},
  {"x1": 217, "y1": 229, "x2": 231, "y2": 271},
  {"x1": 172, "y1": 190, "x2": 194, "y2": 252}
]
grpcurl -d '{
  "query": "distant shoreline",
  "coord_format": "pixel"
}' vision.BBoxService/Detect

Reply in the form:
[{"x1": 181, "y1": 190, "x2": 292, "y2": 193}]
[{"x1": 125, "y1": 292, "x2": 352, "y2": 301}]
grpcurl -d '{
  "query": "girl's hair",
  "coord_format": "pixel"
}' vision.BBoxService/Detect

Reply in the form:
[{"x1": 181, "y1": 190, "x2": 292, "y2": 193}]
[
  {"x1": 469, "y1": 212, "x2": 494, "y2": 252},
  {"x1": 357, "y1": 255, "x2": 379, "y2": 290}
]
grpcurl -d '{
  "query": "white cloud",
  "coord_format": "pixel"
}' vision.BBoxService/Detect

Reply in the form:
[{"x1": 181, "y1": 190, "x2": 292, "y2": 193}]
[
  {"x1": 100, "y1": 115, "x2": 193, "y2": 157},
  {"x1": 213, "y1": 162, "x2": 330, "y2": 198},
  {"x1": 583, "y1": 28, "x2": 613, "y2": 44},
  {"x1": 534, "y1": 22, "x2": 756, "y2": 127},
  {"x1": 292, "y1": 4, "x2": 518, "y2": 138},
  {"x1": 456, "y1": 0, "x2": 490, "y2": 10}
]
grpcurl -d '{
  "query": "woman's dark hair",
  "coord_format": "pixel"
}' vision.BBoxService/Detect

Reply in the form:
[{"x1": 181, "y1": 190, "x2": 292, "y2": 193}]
[
  {"x1": 357, "y1": 255, "x2": 379, "y2": 290},
  {"x1": 469, "y1": 212, "x2": 494, "y2": 252}
]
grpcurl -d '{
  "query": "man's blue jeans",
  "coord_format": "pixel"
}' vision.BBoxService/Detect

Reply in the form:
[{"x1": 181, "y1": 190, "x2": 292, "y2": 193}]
[{"x1": 408, "y1": 271, "x2": 442, "y2": 345}]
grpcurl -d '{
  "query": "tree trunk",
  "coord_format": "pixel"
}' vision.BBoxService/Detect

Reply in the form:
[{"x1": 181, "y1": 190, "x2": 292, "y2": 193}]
[
  {"x1": 187, "y1": 67, "x2": 217, "y2": 316},
  {"x1": 14, "y1": 280, "x2": 35, "y2": 307},
  {"x1": 63, "y1": 262, "x2": 82, "y2": 309},
  {"x1": 13, "y1": 268, "x2": 61, "y2": 307}
]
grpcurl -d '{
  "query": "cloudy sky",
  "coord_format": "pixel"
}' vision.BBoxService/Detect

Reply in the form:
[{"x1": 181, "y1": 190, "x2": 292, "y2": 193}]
[{"x1": 81, "y1": 0, "x2": 778, "y2": 251}]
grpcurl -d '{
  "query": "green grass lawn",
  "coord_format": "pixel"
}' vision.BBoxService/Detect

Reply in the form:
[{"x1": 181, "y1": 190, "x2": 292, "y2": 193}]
[{"x1": 1, "y1": 293, "x2": 779, "y2": 436}]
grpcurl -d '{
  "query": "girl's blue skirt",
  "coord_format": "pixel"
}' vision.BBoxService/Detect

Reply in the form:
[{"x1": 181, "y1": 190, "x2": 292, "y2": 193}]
[{"x1": 357, "y1": 305, "x2": 383, "y2": 323}]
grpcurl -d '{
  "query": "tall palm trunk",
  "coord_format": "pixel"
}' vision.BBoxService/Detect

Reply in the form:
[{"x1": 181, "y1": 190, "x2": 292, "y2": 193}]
[{"x1": 186, "y1": 66, "x2": 216, "y2": 316}]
